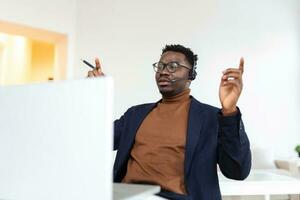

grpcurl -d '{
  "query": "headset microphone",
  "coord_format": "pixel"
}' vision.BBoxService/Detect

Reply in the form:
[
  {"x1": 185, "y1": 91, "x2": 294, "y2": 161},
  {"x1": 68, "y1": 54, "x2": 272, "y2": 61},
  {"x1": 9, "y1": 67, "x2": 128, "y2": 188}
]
[{"x1": 170, "y1": 77, "x2": 189, "y2": 83}]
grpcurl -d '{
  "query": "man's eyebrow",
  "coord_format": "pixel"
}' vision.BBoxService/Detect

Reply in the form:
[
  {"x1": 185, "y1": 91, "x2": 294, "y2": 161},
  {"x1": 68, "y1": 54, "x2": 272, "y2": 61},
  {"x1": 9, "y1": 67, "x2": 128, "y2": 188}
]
[{"x1": 159, "y1": 60, "x2": 181, "y2": 63}]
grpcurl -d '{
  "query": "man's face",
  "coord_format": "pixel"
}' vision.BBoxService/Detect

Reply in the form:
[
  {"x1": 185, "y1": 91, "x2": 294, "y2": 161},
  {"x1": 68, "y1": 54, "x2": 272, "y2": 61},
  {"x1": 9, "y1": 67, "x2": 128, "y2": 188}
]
[{"x1": 155, "y1": 51, "x2": 192, "y2": 97}]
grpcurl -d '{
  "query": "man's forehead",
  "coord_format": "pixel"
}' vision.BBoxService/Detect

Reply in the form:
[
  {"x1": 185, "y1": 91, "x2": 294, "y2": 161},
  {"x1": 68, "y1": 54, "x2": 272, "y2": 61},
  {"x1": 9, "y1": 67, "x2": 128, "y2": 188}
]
[{"x1": 160, "y1": 51, "x2": 187, "y2": 62}]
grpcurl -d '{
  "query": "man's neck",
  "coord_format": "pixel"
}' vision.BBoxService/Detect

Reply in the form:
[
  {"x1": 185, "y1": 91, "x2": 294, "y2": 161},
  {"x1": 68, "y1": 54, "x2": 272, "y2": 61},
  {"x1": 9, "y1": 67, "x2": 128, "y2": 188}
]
[{"x1": 162, "y1": 89, "x2": 191, "y2": 103}]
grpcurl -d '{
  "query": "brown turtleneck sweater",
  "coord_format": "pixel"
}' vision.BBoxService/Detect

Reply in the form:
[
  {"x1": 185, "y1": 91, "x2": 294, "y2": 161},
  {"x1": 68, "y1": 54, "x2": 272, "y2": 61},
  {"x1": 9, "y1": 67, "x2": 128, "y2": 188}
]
[{"x1": 123, "y1": 89, "x2": 191, "y2": 194}]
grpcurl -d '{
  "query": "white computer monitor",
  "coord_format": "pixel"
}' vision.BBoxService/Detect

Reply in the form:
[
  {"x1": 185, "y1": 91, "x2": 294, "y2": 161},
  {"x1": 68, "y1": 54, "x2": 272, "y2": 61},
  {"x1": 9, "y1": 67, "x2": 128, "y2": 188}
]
[{"x1": 0, "y1": 77, "x2": 113, "y2": 200}]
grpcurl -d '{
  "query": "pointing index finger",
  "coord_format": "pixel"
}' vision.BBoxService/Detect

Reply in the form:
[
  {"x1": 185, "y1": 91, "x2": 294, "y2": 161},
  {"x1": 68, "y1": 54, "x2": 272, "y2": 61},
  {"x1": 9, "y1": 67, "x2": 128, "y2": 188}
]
[
  {"x1": 239, "y1": 57, "x2": 244, "y2": 74},
  {"x1": 95, "y1": 57, "x2": 102, "y2": 71}
]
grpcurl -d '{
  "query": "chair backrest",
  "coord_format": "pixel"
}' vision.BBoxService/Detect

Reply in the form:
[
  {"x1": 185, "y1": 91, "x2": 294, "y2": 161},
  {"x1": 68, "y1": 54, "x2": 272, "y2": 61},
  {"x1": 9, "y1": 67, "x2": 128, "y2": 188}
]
[{"x1": 275, "y1": 160, "x2": 300, "y2": 177}]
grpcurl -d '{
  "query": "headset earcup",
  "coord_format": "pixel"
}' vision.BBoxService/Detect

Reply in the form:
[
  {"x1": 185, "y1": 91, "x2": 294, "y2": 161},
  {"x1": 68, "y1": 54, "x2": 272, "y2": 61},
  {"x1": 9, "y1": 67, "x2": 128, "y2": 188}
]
[{"x1": 189, "y1": 66, "x2": 197, "y2": 80}]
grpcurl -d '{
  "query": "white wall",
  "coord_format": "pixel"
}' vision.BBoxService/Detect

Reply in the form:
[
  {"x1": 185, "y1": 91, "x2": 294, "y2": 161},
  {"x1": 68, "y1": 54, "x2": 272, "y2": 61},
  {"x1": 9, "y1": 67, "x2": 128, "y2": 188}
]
[
  {"x1": 75, "y1": 0, "x2": 218, "y2": 114},
  {"x1": 0, "y1": 0, "x2": 78, "y2": 79},
  {"x1": 0, "y1": 0, "x2": 298, "y2": 158},
  {"x1": 75, "y1": 0, "x2": 300, "y2": 158}
]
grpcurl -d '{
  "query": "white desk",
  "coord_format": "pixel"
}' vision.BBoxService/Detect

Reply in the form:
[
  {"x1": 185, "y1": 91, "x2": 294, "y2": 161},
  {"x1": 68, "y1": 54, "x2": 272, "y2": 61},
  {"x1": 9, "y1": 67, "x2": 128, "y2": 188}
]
[
  {"x1": 113, "y1": 183, "x2": 164, "y2": 200},
  {"x1": 219, "y1": 170, "x2": 300, "y2": 200},
  {"x1": 114, "y1": 170, "x2": 300, "y2": 200}
]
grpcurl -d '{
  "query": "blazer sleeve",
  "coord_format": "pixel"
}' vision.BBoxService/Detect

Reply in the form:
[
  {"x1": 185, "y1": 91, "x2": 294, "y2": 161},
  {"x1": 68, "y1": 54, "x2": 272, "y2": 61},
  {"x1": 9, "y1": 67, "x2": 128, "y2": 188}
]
[
  {"x1": 113, "y1": 114, "x2": 125, "y2": 151},
  {"x1": 217, "y1": 108, "x2": 252, "y2": 180},
  {"x1": 113, "y1": 106, "x2": 136, "y2": 150}
]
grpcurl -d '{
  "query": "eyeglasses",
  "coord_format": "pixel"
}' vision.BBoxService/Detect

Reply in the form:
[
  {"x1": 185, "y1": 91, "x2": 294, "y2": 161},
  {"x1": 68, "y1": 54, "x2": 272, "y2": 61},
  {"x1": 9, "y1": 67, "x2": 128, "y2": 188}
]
[{"x1": 152, "y1": 61, "x2": 191, "y2": 73}]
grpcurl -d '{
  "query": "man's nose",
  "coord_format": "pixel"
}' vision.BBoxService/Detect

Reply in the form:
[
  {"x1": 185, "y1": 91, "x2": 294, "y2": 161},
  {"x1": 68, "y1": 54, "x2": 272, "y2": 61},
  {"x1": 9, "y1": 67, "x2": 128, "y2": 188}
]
[{"x1": 159, "y1": 66, "x2": 170, "y2": 75}]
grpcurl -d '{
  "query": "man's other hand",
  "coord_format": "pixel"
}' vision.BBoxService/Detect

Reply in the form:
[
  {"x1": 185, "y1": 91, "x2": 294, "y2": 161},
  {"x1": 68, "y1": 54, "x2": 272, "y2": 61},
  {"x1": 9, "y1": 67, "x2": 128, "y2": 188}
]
[{"x1": 87, "y1": 58, "x2": 105, "y2": 77}]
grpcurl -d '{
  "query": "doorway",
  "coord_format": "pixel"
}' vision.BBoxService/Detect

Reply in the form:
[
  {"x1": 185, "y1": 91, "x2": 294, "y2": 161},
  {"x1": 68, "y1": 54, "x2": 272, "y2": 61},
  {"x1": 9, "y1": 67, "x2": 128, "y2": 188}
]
[{"x1": 0, "y1": 20, "x2": 68, "y2": 85}]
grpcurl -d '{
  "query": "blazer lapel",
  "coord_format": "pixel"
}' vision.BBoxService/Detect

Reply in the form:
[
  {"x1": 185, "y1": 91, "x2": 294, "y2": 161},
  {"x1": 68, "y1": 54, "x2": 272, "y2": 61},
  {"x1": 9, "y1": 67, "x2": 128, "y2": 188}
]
[
  {"x1": 115, "y1": 102, "x2": 157, "y2": 180},
  {"x1": 129, "y1": 103, "x2": 157, "y2": 143},
  {"x1": 184, "y1": 97, "x2": 205, "y2": 177},
  {"x1": 121, "y1": 103, "x2": 157, "y2": 155}
]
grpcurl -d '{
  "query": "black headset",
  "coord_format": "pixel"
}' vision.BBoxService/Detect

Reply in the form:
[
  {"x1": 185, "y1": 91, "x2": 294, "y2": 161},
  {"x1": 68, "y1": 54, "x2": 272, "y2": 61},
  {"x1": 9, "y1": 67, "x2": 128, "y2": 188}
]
[{"x1": 188, "y1": 55, "x2": 197, "y2": 81}]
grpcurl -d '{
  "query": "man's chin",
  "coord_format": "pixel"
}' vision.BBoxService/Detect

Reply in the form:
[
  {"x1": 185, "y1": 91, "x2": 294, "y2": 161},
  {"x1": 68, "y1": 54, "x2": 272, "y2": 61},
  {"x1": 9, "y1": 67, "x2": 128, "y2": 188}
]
[{"x1": 158, "y1": 87, "x2": 175, "y2": 97}]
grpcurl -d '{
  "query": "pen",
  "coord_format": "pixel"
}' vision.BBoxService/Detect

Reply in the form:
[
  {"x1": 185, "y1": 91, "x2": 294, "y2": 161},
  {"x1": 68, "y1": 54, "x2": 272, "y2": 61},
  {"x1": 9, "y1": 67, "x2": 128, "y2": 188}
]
[{"x1": 81, "y1": 59, "x2": 95, "y2": 69}]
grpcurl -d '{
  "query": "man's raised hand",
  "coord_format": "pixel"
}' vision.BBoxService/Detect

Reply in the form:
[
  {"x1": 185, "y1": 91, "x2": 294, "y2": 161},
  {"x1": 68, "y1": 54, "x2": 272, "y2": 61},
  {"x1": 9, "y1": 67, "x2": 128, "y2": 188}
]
[{"x1": 219, "y1": 57, "x2": 244, "y2": 116}]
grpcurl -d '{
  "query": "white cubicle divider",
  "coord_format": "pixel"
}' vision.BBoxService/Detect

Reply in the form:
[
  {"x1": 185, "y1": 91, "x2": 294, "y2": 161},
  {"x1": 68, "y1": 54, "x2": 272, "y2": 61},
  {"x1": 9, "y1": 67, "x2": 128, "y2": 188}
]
[{"x1": 0, "y1": 77, "x2": 113, "y2": 200}]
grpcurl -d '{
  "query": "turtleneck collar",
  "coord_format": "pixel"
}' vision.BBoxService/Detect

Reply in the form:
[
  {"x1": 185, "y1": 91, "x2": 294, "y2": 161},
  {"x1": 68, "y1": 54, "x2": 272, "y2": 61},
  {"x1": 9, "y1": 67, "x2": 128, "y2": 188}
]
[{"x1": 162, "y1": 89, "x2": 191, "y2": 103}]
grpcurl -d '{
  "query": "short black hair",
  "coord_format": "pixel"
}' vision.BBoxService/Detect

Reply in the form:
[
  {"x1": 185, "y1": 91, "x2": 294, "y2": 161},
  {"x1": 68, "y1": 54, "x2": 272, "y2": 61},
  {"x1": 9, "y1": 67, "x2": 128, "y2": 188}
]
[{"x1": 162, "y1": 44, "x2": 198, "y2": 68}]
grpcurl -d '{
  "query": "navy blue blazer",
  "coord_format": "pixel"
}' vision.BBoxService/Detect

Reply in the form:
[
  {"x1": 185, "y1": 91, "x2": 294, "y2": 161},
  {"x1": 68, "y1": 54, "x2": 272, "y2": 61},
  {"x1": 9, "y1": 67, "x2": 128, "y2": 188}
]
[{"x1": 113, "y1": 96, "x2": 251, "y2": 200}]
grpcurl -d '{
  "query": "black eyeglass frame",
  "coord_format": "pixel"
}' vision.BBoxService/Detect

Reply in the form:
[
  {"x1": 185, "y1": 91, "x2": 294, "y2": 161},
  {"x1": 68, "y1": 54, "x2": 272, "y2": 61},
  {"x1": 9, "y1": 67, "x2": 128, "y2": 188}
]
[{"x1": 152, "y1": 61, "x2": 191, "y2": 73}]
